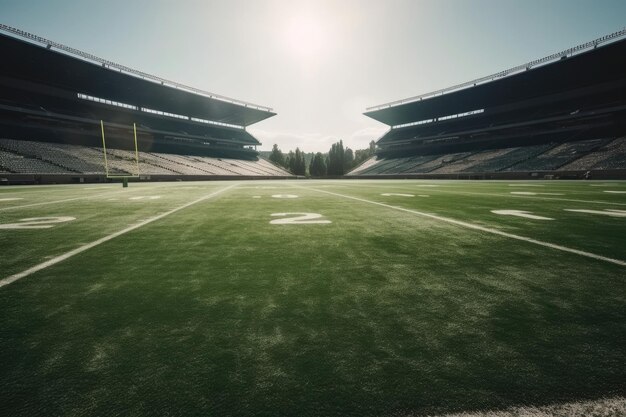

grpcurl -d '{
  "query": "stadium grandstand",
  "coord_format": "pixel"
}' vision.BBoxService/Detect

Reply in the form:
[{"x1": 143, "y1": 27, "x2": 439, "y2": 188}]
[
  {"x1": 0, "y1": 24, "x2": 291, "y2": 184},
  {"x1": 350, "y1": 29, "x2": 626, "y2": 180}
]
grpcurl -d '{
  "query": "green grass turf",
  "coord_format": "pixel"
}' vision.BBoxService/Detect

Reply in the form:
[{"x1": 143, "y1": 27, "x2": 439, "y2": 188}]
[{"x1": 0, "y1": 180, "x2": 624, "y2": 416}]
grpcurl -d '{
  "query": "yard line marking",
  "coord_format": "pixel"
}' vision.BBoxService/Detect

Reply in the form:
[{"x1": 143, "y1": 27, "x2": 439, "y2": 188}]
[
  {"x1": 491, "y1": 210, "x2": 554, "y2": 220},
  {"x1": 604, "y1": 190, "x2": 626, "y2": 194},
  {"x1": 0, "y1": 184, "x2": 237, "y2": 288},
  {"x1": 434, "y1": 396, "x2": 626, "y2": 417},
  {"x1": 309, "y1": 188, "x2": 626, "y2": 267},
  {"x1": 351, "y1": 184, "x2": 626, "y2": 206},
  {"x1": 449, "y1": 191, "x2": 626, "y2": 206},
  {"x1": 271, "y1": 194, "x2": 299, "y2": 199},
  {"x1": 0, "y1": 190, "x2": 124, "y2": 211},
  {"x1": 510, "y1": 192, "x2": 564, "y2": 196},
  {"x1": 0, "y1": 184, "x2": 173, "y2": 211},
  {"x1": 0, "y1": 198, "x2": 24, "y2": 202},
  {"x1": 565, "y1": 209, "x2": 626, "y2": 218},
  {"x1": 381, "y1": 193, "x2": 414, "y2": 197}
]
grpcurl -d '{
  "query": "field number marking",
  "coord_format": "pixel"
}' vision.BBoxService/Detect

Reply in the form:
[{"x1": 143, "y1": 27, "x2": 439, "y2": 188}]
[
  {"x1": 271, "y1": 194, "x2": 299, "y2": 199},
  {"x1": 565, "y1": 209, "x2": 626, "y2": 218},
  {"x1": 381, "y1": 193, "x2": 414, "y2": 197},
  {"x1": 491, "y1": 210, "x2": 554, "y2": 220},
  {"x1": 270, "y1": 213, "x2": 331, "y2": 225},
  {"x1": 0, "y1": 216, "x2": 76, "y2": 229}
]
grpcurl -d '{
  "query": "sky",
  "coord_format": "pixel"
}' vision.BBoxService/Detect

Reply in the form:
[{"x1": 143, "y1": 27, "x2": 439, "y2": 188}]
[{"x1": 1, "y1": 0, "x2": 625, "y2": 153}]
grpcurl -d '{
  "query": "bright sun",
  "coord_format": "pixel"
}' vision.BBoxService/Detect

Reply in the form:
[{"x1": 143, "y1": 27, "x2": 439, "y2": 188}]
[{"x1": 284, "y1": 13, "x2": 328, "y2": 62}]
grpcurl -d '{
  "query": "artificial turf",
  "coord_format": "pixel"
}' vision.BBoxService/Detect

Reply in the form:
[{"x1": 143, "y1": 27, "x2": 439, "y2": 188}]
[{"x1": 0, "y1": 180, "x2": 624, "y2": 416}]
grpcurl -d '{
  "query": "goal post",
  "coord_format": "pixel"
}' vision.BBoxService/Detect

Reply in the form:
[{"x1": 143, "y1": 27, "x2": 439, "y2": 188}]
[{"x1": 100, "y1": 120, "x2": 140, "y2": 180}]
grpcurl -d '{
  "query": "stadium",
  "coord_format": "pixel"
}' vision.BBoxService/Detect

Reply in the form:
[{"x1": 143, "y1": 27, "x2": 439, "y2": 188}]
[
  {"x1": 351, "y1": 29, "x2": 626, "y2": 180},
  {"x1": 1, "y1": 6, "x2": 625, "y2": 417}
]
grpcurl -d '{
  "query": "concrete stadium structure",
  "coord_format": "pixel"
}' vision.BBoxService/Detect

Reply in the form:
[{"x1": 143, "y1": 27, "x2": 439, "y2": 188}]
[
  {"x1": 352, "y1": 29, "x2": 626, "y2": 179},
  {"x1": 0, "y1": 25, "x2": 290, "y2": 184}
]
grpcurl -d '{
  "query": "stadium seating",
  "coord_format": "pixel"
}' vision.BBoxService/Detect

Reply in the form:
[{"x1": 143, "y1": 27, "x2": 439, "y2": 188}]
[
  {"x1": 247, "y1": 158, "x2": 290, "y2": 176},
  {"x1": 0, "y1": 139, "x2": 291, "y2": 177},
  {"x1": 346, "y1": 157, "x2": 381, "y2": 175},
  {"x1": 403, "y1": 152, "x2": 473, "y2": 173},
  {"x1": 461, "y1": 144, "x2": 553, "y2": 173},
  {"x1": 430, "y1": 148, "x2": 514, "y2": 173},
  {"x1": 348, "y1": 137, "x2": 626, "y2": 176},
  {"x1": 0, "y1": 148, "x2": 71, "y2": 174},
  {"x1": 588, "y1": 137, "x2": 626, "y2": 170},
  {"x1": 504, "y1": 139, "x2": 607, "y2": 171},
  {"x1": 102, "y1": 149, "x2": 176, "y2": 175},
  {"x1": 559, "y1": 137, "x2": 626, "y2": 170},
  {"x1": 391, "y1": 155, "x2": 441, "y2": 173}
]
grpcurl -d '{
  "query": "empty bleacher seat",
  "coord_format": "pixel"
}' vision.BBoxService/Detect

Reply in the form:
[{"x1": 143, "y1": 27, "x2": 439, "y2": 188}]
[{"x1": 0, "y1": 139, "x2": 292, "y2": 177}]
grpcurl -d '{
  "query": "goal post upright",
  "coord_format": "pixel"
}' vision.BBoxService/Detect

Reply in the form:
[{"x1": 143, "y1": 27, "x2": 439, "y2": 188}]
[
  {"x1": 133, "y1": 122, "x2": 139, "y2": 177},
  {"x1": 100, "y1": 120, "x2": 110, "y2": 178},
  {"x1": 100, "y1": 120, "x2": 140, "y2": 184}
]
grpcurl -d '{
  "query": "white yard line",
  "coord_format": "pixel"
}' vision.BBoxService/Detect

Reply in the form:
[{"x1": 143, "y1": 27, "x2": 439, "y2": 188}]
[
  {"x1": 309, "y1": 187, "x2": 626, "y2": 267},
  {"x1": 0, "y1": 184, "x2": 171, "y2": 211},
  {"x1": 442, "y1": 190, "x2": 626, "y2": 206},
  {"x1": 0, "y1": 184, "x2": 236, "y2": 288},
  {"x1": 435, "y1": 395, "x2": 625, "y2": 417},
  {"x1": 353, "y1": 183, "x2": 626, "y2": 206}
]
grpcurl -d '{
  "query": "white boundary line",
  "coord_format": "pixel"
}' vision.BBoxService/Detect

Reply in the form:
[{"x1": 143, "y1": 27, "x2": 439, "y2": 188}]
[
  {"x1": 349, "y1": 183, "x2": 626, "y2": 206},
  {"x1": 0, "y1": 183, "x2": 176, "y2": 211},
  {"x1": 308, "y1": 188, "x2": 626, "y2": 267},
  {"x1": 0, "y1": 190, "x2": 127, "y2": 211},
  {"x1": 0, "y1": 184, "x2": 237, "y2": 288}
]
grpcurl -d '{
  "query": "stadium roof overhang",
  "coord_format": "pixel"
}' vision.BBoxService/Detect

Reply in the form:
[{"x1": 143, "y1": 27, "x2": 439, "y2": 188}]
[
  {"x1": 0, "y1": 25, "x2": 276, "y2": 127},
  {"x1": 364, "y1": 29, "x2": 626, "y2": 127}
]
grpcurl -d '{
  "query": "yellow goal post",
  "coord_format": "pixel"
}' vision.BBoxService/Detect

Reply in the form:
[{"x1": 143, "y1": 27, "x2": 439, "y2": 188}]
[{"x1": 100, "y1": 120, "x2": 140, "y2": 179}]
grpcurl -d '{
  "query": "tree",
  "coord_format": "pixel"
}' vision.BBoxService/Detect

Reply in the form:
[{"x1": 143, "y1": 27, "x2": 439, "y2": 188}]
[
  {"x1": 327, "y1": 140, "x2": 346, "y2": 176},
  {"x1": 309, "y1": 152, "x2": 327, "y2": 177},
  {"x1": 344, "y1": 147, "x2": 354, "y2": 172},
  {"x1": 353, "y1": 140, "x2": 377, "y2": 169},
  {"x1": 269, "y1": 144, "x2": 286, "y2": 168},
  {"x1": 286, "y1": 150, "x2": 295, "y2": 173},
  {"x1": 293, "y1": 148, "x2": 306, "y2": 176}
]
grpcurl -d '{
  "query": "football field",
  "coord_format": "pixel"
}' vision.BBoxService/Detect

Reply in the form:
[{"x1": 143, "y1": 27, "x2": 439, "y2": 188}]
[{"x1": 1, "y1": 180, "x2": 625, "y2": 416}]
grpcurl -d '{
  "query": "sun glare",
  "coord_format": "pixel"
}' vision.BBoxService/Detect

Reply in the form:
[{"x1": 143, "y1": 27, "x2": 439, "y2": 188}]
[{"x1": 284, "y1": 13, "x2": 329, "y2": 62}]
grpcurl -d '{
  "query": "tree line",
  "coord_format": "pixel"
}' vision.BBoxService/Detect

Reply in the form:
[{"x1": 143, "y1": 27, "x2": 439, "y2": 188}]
[{"x1": 268, "y1": 140, "x2": 376, "y2": 177}]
